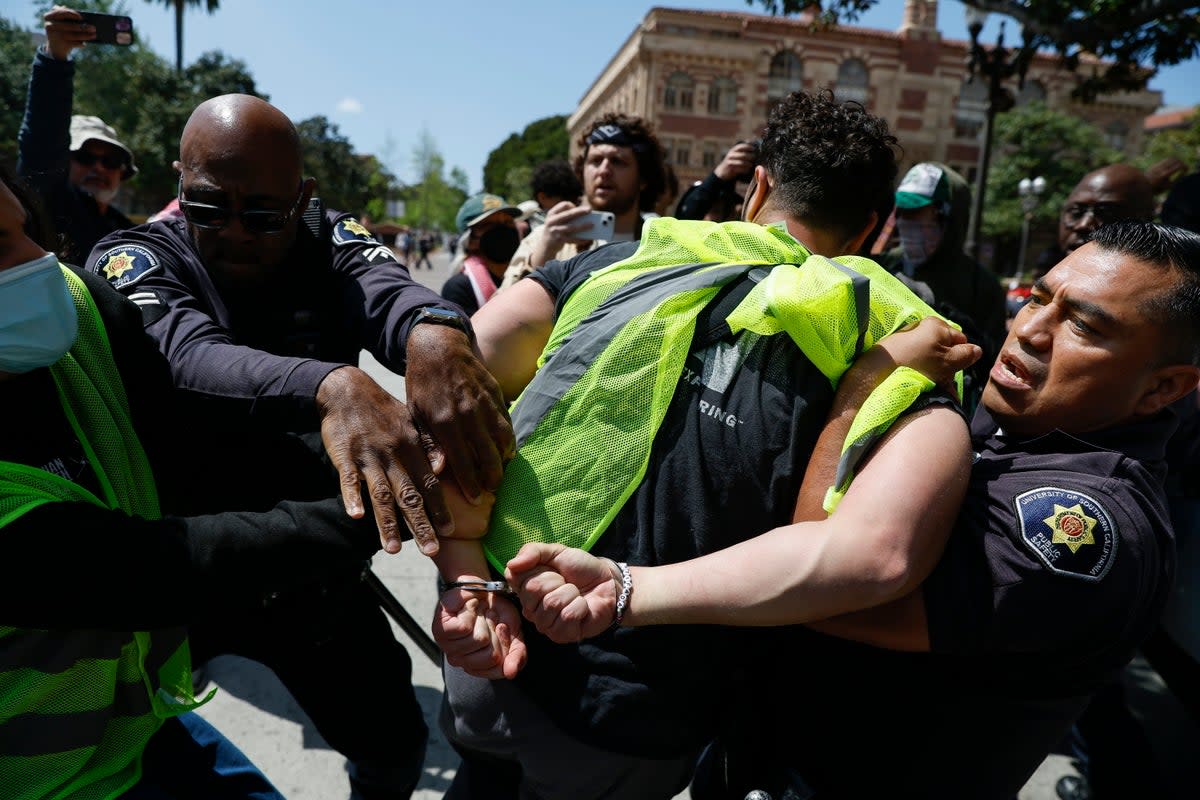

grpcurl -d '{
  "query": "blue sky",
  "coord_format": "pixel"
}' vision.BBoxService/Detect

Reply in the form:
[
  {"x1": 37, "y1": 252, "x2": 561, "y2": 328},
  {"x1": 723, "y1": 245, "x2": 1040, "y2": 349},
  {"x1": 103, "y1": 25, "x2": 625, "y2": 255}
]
[{"x1": 6, "y1": 0, "x2": 1197, "y2": 193}]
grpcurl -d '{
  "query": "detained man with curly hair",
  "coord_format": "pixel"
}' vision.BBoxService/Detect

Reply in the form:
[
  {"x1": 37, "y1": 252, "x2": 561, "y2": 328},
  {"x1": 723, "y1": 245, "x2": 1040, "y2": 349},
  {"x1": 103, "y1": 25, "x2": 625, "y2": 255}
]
[
  {"x1": 501, "y1": 112, "x2": 668, "y2": 289},
  {"x1": 432, "y1": 91, "x2": 974, "y2": 799}
]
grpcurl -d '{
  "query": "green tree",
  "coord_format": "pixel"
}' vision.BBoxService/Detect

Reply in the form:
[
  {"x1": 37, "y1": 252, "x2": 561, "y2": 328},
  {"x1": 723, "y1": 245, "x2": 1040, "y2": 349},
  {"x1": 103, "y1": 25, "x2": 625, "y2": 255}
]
[
  {"x1": 402, "y1": 129, "x2": 468, "y2": 231},
  {"x1": 296, "y1": 116, "x2": 376, "y2": 216},
  {"x1": 144, "y1": 0, "x2": 220, "y2": 73},
  {"x1": 360, "y1": 153, "x2": 398, "y2": 222},
  {"x1": 982, "y1": 102, "x2": 1119, "y2": 238},
  {"x1": 1138, "y1": 107, "x2": 1200, "y2": 171},
  {"x1": 751, "y1": 1, "x2": 1200, "y2": 99},
  {"x1": 0, "y1": 16, "x2": 34, "y2": 169},
  {"x1": 483, "y1": 115, "x2": 570, "y2": 202}
]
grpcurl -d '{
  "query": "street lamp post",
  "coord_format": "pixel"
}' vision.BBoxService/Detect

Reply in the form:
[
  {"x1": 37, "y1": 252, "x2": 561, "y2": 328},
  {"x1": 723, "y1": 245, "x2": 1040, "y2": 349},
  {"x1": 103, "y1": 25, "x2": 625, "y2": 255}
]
[
  {"x1": 1016, "y1": 176, "x2": 1046, "y2": 276},
  {"x1": 963, "y1": 9, "x2": 1025, "y2": 263}
]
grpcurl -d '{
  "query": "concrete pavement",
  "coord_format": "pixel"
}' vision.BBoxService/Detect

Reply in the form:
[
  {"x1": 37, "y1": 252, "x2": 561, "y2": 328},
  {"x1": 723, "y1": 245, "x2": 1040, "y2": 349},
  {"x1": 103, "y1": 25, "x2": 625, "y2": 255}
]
[{"x1": 191, "y1": 246, "x2": 1197, "y2": 798}]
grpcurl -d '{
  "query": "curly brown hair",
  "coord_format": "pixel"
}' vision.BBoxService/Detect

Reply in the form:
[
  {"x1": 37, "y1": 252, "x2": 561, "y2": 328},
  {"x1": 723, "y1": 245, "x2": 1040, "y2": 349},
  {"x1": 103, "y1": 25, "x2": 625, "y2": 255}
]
[
  {"x1": 758, "y1": 90, "x2": 900, "y2": 242},
  {"x1": 573, "y1": 112, "x2": 667, "y2": 213}
]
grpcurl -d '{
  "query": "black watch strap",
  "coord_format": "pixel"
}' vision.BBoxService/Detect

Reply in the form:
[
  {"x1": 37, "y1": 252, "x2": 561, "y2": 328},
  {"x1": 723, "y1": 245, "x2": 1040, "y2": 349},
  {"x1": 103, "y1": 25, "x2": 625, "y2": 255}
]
[{"x1": 414, "y1": 306, "x2": 471, "y2": 337}]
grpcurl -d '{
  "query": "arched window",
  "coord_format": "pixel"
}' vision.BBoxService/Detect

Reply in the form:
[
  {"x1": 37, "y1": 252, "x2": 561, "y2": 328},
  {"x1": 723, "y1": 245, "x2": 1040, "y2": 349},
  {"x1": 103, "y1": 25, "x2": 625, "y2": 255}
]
[
  {"x1": 1105, "y1": 120, "x2": 1129, "y2": 151},
  {"x1": 836, "y1": 58, "x2": 869, "y2": 105},
  {"x1": 664, "y1": 71, "x2": 695, "y2": 110},
  {"x1": 954, "y1": 78, "x2": 988, "y2": 139},
  {"x1": 768, "y1": 51, "x2": 803, "y2": 103},
  {"x1": 1017, "y1": 79, "x2": 1046, "y2": 106},
  {"x1": 708, "y1": 77, "x2": 738, "y2": 115}
]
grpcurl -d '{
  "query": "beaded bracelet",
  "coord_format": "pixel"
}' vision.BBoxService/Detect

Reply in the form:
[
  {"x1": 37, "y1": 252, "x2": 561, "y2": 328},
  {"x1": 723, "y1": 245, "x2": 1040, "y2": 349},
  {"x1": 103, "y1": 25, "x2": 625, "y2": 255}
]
[{"x1": 613, "y1": 561, "x2": 633, "y2": 626}]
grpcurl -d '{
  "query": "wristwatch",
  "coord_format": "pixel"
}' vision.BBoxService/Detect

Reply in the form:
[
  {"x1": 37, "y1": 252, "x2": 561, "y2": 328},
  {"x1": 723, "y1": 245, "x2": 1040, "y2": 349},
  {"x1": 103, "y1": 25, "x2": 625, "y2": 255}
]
[{"x1": 413, "y1": 306, "x2": 471, "y2": 338}]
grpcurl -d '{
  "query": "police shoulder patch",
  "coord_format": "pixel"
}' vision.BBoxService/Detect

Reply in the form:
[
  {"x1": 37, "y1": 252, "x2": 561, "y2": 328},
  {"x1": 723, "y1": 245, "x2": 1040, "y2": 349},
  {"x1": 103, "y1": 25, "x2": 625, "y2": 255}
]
[
  {"x1": 94, "y1": 244, "x2": 160, "y2": 291},
  {"x1": 1015, "y1": 486, "x2": 1118, "y2": 582},
  {"x1": 331, "y1": 218, "x2": 379, "y2": 247}
]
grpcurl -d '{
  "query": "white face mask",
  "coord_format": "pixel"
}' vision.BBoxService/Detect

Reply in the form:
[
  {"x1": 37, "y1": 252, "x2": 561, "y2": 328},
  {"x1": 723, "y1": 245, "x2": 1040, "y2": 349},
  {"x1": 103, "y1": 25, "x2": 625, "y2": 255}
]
[
  {"x1": 896, "y1": 218, "x2": 944, "y2": 273},
  {"x1": 0, "y1": 253, "x2": 79, "y2": 373}
]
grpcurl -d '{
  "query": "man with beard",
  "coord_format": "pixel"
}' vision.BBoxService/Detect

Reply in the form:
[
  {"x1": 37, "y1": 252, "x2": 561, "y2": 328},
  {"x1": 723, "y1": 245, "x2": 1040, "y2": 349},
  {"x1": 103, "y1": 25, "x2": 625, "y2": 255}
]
[
  {"x1": 18, "y1": 6, "x2": 137, "y2": 265},
  {"x1": 85, "y1": 93, "x2": 513, "y2": 800},
  {"x1": 442, "y1": 193, "x2": 522, "y2": 315},
  {"x1": 503, "y1": 113, "x2": 666, "y2": 284}
]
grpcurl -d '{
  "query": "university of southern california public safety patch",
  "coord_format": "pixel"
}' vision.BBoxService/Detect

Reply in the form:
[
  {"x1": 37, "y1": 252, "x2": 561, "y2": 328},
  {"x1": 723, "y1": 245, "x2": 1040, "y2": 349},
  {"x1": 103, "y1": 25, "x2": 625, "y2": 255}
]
[
  {"x1": 1015, "y1": 487, "x2": 1118, "y2": 582},
  {"x1": 94, "y1": 244, "x2": 160, "y2": 290},
  {"x1": 331, "y1": 218, "x2": 378, "y2": 246}
]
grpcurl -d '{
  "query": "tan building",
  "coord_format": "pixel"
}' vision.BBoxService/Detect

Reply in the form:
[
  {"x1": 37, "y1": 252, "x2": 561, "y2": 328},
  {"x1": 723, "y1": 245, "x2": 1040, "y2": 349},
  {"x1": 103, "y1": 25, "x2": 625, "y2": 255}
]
[{"x1": 568, "y1": 1, "x2": 1162, "y2": 188}]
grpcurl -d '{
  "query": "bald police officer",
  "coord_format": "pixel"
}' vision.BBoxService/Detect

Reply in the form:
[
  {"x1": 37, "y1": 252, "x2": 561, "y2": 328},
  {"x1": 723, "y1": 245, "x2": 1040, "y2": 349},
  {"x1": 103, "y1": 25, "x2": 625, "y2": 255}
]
[{"x1": 87, "y1": 94, "x2": 514, "y2": 800}]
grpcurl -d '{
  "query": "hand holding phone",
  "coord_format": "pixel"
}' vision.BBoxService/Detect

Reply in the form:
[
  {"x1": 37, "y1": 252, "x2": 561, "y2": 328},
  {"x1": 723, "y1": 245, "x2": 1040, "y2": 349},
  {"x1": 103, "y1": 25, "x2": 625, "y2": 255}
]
[
  {"x1": 76, "y1": 11, "x2": 135, "y2": 47},
  {"x1": 573, "y1": 211, "x2": 615, "y2": 241}
]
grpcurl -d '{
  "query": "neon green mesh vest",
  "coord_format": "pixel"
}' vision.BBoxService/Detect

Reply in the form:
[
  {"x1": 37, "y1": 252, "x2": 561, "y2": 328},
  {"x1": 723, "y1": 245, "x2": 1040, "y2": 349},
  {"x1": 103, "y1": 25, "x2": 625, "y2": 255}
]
[
  {"x1": 482, "y1": 219, "x2": 954, "y2": 571},
  {"x1": 0, "y1": 267, "x2": 208, "y2": 800}
]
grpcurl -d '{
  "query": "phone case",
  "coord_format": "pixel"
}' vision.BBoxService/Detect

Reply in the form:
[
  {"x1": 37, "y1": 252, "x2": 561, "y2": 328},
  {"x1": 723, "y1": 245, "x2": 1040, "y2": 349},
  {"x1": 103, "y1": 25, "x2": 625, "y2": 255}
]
[
  {"x1": 77, "y1": 13, "x2": 135, "y2": 47},
  {"x1": 576, "y1": 212, "x2": 614, "y2": 240}
]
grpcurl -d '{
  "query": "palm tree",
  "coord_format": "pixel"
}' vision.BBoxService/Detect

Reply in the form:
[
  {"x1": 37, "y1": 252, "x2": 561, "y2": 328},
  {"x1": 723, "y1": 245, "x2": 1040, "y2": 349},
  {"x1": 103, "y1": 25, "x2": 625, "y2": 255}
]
[{"x1": 146, "y1": 0, "x2": 220, "y2": 72}]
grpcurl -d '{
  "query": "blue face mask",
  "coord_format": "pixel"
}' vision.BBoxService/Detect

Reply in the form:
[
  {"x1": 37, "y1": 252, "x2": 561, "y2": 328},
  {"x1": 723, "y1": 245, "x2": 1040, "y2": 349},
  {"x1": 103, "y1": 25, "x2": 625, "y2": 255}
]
[{"x1": 0, "y1": 253, "x2": 78, "y2": 373}]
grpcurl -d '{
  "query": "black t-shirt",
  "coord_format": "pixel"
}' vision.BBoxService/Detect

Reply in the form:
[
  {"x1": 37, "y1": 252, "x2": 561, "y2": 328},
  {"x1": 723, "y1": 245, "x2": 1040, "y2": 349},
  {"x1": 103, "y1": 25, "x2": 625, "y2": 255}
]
[
  {"x1": 441, "y1": 268, "x2": 501, "y2": 317},
  {"x1": 513, "y1": 243, "x2": 835, "y2": 757}
]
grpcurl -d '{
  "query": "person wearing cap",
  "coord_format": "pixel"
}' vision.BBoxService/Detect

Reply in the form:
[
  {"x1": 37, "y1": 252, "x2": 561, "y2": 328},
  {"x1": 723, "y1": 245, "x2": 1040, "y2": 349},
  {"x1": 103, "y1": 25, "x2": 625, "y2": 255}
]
[
  {"x1": 880, "y1": 162, "x2": 1007, "y2": 355},
  {"x1": 84, "y1": 93, "x2": 514, "y2": 800},
  {"x1": 442, "y1": 193, "x2": 522, "y2": 316},
  {"x1": 17, "y1": 6, "x2": 137, "y2": 266},
  {"x1": 501, "y1": 113, "x2": 667, "y2": 289}
]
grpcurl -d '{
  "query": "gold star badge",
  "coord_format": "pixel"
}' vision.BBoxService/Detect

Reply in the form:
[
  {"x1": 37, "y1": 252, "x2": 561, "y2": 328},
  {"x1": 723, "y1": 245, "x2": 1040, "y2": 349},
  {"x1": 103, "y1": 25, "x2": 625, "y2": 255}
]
[
  {"x1": 341, "y1": 220, "x2": 371, "y2": 238},
  {"x1": 102, "y1": 251, "x2": 136, "y2": 280},
  {"x1": 1045, "y1": 503, "x2": 1097, "y2": 553}
]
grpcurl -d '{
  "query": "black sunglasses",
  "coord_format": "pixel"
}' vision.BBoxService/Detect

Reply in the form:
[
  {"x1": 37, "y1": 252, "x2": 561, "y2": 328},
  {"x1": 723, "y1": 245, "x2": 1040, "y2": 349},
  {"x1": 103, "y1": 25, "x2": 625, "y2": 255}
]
[
  {"x1": 72, "y1": 150, "x2": 128, "y2": 171},
  {"x1": 1062, "y1": 202, "x2": 1126, "y2": 226},
  {"x1": 177, "y1": 178, "x2": 305, "y2": 235}
]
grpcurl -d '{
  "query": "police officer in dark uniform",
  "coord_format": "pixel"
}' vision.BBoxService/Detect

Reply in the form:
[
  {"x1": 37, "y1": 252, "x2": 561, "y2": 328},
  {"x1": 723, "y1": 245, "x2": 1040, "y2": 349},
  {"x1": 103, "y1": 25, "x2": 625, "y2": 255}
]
[
  {"x1": 687, "y1": 222, "x2": 1200, "y2": 798},
  {"x1": 85, "y1": 94, "x2": 514, "y2": 800}
]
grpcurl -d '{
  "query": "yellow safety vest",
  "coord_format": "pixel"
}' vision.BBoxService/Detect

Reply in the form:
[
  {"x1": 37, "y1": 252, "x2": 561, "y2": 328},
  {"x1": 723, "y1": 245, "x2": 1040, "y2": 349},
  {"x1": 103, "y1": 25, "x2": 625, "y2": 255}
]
[
  {"x1": 483, "y1": 219, "x2": 953, "y2": 570},
  {"x1": 0, "y1": 267, "x2": 208, "y2": 800}
]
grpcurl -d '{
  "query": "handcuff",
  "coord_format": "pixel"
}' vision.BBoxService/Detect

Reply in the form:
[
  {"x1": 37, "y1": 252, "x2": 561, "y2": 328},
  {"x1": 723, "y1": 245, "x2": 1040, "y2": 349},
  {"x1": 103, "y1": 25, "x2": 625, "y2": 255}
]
[{"x1": 443, "y1": 579, "x2": 517, "y2": 597}]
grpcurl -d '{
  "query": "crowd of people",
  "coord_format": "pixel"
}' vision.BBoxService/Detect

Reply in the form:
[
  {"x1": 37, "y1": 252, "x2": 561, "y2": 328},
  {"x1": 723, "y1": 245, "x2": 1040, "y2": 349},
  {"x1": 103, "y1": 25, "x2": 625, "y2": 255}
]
[{"x1": 4, "y1": 6, "x2": 1200, "y2": 800}]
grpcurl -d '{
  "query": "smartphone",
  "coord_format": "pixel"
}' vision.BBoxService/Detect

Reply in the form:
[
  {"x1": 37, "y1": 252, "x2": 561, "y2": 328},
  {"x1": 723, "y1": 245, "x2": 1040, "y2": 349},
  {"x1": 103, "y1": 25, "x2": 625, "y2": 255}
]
[
  {"x1": 76, "y1": 12, "x2": 135, "y2": 47},
  {"x1": 574, "y1": 210, "x2": 615, "y2": 240}
]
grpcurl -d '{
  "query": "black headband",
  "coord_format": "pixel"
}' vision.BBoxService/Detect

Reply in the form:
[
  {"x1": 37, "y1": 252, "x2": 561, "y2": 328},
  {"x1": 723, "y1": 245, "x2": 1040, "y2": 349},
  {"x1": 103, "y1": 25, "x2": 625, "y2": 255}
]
[{"x1": 586, "y1": 124, "x2": 650, "y2": 153}]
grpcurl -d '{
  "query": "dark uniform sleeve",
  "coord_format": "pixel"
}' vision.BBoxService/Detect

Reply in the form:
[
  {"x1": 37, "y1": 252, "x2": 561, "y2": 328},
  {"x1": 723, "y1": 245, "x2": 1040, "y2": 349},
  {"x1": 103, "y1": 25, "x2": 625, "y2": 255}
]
[
  {"x1": 87, "y1": 221, "x2": 346, "y2": 431},
  {"x1": 324, "y1": 212, "x2": 470, "y2": 374},
  {"x1": 923, "y1": 474, "x2": 1168, "y2": 674}
]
